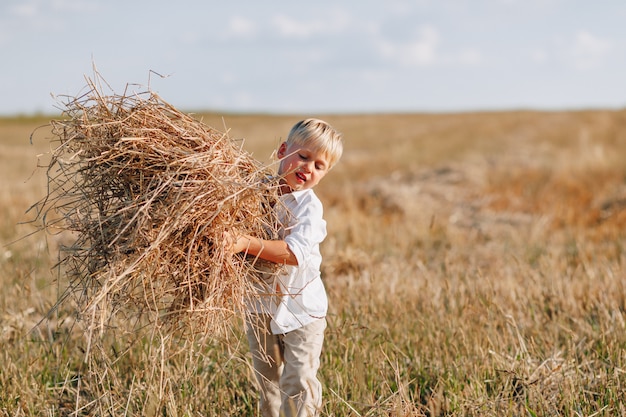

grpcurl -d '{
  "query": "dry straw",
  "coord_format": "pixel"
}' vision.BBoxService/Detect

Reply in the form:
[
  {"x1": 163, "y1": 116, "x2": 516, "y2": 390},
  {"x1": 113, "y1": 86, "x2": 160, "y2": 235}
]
[{"x1": 34, "y1": 75, "x2": 282, "y2": 341}]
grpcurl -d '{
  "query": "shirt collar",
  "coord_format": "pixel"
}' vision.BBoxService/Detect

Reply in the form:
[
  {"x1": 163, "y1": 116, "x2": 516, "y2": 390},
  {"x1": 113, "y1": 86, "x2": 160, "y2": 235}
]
[{"x1": 283, "y1": 188, "x2": 312, "y2": 204}]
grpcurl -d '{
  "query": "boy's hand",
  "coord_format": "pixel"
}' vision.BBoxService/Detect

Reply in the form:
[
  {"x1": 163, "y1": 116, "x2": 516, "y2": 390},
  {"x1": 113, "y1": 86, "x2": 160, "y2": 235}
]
[
  {"x1": 222, "y1": 230, "x2": 249, "y2": 254},
  {"x1": 222, "y1": 231, "x2": 296, "y2": 265}
]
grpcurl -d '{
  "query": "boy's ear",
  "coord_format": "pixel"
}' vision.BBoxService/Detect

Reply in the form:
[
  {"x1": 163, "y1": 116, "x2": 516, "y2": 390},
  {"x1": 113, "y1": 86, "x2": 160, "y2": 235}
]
[{"x1": 277, "y1": 142, "x2": 288, "y2": 159}]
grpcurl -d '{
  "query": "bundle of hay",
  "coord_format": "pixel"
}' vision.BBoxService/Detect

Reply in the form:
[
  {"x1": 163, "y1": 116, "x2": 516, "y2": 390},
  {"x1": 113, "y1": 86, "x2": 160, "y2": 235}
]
[{"x1": 35, "y1": 77, "x2": 281, "y2": 337}]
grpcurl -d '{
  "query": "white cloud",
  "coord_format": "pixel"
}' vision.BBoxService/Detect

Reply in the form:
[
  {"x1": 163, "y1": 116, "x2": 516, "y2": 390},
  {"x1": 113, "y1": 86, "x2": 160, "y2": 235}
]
[
  {"x1": 405, "y1": 26, "x2": 439, "y2": 66},
  {"x1": 570, "y1": 31, "x2": 611, "y2": 70},
  {"x1": 377, "y1": 25, "x2": 440, "y2": 67},
  {"x1": 10, "y1": 3, "x2": 38, "y2": 17},
  {"x1": 9, "y1": 0, "x2": 97, "y2": 18},
  {"x1": 529, "y1": 48, "x2": 548, "y2": 63},
  {"x1": 271, "y1": 9, "x2": 351, "y2": 39},
  {"x1": 226, "y1": 16, "x2": 257, "y2": 38},
  {"x1": 272, "y1": 14, "x2": 319, "y2": 38},
  {"x1": 374, "y1": 24, "x2": 482, "y2": 69}
]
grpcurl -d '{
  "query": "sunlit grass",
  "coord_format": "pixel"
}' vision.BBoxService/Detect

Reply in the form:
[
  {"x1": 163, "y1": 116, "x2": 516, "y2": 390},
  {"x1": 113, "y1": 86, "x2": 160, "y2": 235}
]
[{"x1": 1, "y1": 110, "x2": 625, "y2": 415}]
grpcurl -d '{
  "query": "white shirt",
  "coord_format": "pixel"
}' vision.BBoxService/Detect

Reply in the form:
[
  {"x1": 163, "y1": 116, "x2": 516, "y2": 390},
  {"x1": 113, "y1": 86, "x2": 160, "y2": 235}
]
[{"x1": 249, "y1": 188, "x2": 328, "y2": 334}]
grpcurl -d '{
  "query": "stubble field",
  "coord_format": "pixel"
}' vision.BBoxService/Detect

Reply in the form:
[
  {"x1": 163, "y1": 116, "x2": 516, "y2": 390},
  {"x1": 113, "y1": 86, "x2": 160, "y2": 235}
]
[{"x1": 1, "y1": 109, "x2": 625, "y2": 416}]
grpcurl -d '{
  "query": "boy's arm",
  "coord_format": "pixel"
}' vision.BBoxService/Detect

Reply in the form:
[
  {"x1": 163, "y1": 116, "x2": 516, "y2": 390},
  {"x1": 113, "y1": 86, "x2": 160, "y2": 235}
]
[{"x1": 223, "y1": 231, "x2": 298, "y2": 266}]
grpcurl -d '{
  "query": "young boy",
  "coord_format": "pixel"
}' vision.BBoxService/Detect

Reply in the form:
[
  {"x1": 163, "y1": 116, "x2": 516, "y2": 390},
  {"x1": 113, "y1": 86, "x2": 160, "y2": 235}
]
[{"x1": 224, "y1": 119, "x2": 343, "y2": 417}]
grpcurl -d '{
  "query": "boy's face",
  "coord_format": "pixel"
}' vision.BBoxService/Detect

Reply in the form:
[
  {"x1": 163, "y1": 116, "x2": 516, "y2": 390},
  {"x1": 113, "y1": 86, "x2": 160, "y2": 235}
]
[{"x1": 277, "y1": 142, "x2": 331, "y2": 192}]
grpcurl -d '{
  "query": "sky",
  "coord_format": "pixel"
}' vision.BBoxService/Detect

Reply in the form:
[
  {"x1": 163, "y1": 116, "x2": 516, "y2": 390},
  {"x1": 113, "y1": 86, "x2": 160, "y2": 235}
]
[{"x1": 1, "y1": 0, "x2": 625, "y2": 116}]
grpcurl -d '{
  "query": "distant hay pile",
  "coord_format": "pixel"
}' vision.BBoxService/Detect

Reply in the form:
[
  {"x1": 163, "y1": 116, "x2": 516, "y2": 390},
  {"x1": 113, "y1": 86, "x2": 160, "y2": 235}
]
[{"x1": 36, "y1": 78, "x2": 281, "y2": 337}]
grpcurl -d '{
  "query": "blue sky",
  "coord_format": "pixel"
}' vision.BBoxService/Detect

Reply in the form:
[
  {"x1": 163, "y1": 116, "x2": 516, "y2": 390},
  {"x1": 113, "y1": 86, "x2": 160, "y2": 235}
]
[{"x1": 1, "y1": 0, "x2": 625, "y2": 115}]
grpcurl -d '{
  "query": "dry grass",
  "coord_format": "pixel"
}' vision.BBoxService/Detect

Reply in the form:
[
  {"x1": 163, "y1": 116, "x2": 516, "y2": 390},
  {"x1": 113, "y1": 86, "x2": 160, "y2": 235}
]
[
  {"x1": 20, "y1": 77, "x2": 288, "y2": 413},
  {"x1": 34, "y1": 77, "x2": 282, "y2": 334},
  {"x1": 318, "y1": 109, "x2": 626, "y2": 416},
  {"x1": 1, "y1": 105, "x2": 625, "y2": 416}
]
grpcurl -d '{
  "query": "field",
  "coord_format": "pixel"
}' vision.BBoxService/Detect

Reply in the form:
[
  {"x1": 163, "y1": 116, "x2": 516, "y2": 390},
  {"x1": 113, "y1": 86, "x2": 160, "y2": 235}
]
[{"x1": 1, "y1": 109, "x2": 626, "y2": 416}]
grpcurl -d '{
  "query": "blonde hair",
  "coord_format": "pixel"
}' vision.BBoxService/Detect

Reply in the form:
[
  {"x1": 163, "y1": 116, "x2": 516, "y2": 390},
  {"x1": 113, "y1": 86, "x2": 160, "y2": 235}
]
[{"x1": 285, "y1": 118, "x2": 343, "y2": 168}]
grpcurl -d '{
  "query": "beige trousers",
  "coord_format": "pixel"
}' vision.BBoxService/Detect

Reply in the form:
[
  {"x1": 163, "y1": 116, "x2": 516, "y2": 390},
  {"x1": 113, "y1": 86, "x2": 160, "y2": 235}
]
[{"x1": 246, "y1": 314, "x2": 326, "y2": 417}]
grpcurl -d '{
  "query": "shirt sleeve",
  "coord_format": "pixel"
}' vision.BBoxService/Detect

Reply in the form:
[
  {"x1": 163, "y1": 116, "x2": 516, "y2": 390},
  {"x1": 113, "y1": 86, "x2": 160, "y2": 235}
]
[{"x1": 283, "y1": 193, "x2": 327, "y2": 269}]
